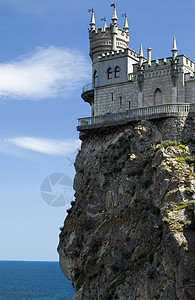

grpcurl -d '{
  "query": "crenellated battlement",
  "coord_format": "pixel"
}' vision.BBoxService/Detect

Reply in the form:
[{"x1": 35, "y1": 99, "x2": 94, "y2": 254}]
[
  {"x1": 131, "y1": 55, "x2": 195, "y2": 74},
  {"x1": 98, "y1": 48, "x2": 139, "y2": 61}
]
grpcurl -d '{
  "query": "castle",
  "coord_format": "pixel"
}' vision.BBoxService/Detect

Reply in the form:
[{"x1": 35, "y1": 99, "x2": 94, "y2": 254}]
[{"x1": 78, "y1": 6, "x2": 195, "y2": 134}]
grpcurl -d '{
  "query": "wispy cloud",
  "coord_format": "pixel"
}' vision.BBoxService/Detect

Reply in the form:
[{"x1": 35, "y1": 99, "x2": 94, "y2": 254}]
[
  {"x1": 5, "y1": 136, "x2": 81, "y2": 156},
  {"x1": 0, "y1": 46, "x2": 90, "y2": 100}
]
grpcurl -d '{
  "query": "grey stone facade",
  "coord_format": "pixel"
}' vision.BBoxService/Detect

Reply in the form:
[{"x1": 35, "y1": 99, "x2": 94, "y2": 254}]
[{"x1": 85, "y1": 7, "x2": 195, "y2": 117}]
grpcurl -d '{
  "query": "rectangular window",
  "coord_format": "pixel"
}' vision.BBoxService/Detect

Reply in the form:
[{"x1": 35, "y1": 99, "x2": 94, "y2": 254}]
[
  {"x1": 111, "y1": 93, "x2": 113, "y2": 101},
  {"x1": 120, "y1": 96, "x2": 122, "y2": 106}
]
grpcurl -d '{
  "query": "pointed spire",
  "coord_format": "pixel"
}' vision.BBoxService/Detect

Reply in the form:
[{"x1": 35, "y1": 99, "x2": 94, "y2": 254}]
[
  {"x1": 139, "y1": 44, "x2": 143, "y2": 57},
  {"x1": 123, "y1": 14, "x2": 129, "y2": 32},
  {"x1": 139, "y1": 44, "x2": 144, "y2": 67},
  {"x1": 171, "y1": 36, "x2": 178, "y2": 61},
  {"x1": 90, "y1": 9, "x2": 96, "y2": 31},
  {"x1": 172, "y1": 36, "x2": 178, "y2": 51},
  {"x1": 111, "y1": 5, "x2": 118, "y2": 25},
  {"x1": 103, "y1": 18, "x2": 107, "y2": 31}
]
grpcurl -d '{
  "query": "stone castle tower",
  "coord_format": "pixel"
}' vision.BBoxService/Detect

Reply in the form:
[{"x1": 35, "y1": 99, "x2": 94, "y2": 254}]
[{"x1": 78, "y1": 5, "x2": 195, "y2": 135}]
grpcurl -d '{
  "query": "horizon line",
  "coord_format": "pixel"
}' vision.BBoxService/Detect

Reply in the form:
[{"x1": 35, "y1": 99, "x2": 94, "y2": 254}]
[{"x1": 0, "y1": 259, "x2": 59, "y2": 263}]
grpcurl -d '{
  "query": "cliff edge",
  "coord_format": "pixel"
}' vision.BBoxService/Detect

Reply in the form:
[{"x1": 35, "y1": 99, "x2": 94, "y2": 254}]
[{"x1": 58, "y1": 116, "x2": 195, "y2": 300}]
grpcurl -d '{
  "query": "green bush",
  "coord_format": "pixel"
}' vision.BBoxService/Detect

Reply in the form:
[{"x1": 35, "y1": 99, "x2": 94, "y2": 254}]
[
  {"x1": 184, "y1": 220, "x2": 195, "y2": 230},
  {"x1": 175, "y1": 157, "x2": 186, "y2": 163},
  {"x1": 158, "y1": 140, "x2": 180, "y2": 148},
  {"x1": 187, "y1": 200, "x2": 195, "y2": 212},
  {"x1": 162, "y1": 217, "x2": 170, "y2": 224},
  {"x1": 179, "y1": 144, "x2": 186, "y2": 150},
  {"x1": 185, "y1": 187, "x2": 194, "y2": 196},
  {"x1": 182, "y1": 241, "x2": 188, "y2": 247},
  {"x1": 185, "y1": 156, "x2": 195, "y2": 165}
]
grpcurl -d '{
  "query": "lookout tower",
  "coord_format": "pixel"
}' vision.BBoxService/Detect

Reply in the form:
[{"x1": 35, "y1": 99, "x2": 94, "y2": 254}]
[
  {"x1": 82, "y1": 5, "x2": 141, "y2": 114},
  {"x1": 89, "y1": 6, "x2": 130, "y2": 62}
]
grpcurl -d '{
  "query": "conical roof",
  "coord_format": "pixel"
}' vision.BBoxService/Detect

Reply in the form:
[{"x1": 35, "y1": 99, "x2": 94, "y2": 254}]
[
  {"x1": 172, "y1": 36, "x2": 178, "y2": 51},
  {"x1": 90, "y1": 9, "x2": 96, "y2": 27},
  {"x1": 139, "y1": 44, "x2": 144, "y2": 57},
  {"x1": 123, "y1": 14, "x2": 129, "y2": 31},
  {"x1": 111, "y1": 5, "x2": 118, "y2": 23}
]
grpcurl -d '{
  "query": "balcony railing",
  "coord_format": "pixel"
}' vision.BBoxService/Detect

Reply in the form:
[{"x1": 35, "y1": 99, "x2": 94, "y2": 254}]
[
  {"x1": 82, "y1": 83, "x2": 95, "y2": 93},
  {"x1": 78, "y1": 103, "x2": 195, "y2": 128}
]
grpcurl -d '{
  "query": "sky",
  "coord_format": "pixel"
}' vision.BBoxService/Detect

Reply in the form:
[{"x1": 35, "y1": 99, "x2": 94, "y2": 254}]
[{"x1": 0, "y1": 0, "x2": 194, "y2": 262}]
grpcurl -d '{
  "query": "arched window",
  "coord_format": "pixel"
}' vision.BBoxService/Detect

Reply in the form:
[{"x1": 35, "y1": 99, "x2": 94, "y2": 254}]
[
  {"x1": 115, "y1": 66, "x2": 120, "y2": 78},
  {"x1": 94, "y1": 70, "x2": 98, "y2": 87},
  {"x1": 154, "y1": 88, "x2": 162, "y2": 105},
  {"x1": 107, "y1": 68, "x2": 113, "y2": 79}
]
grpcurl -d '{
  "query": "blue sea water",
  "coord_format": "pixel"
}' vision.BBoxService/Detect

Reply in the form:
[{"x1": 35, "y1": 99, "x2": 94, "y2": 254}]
[{"x1": 0, "y1": 261, "x2": 75, "y2": 300}]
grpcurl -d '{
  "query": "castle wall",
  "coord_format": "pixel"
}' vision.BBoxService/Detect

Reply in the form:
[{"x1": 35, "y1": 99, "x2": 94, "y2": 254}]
[
  {"x1": 93, "y1": 68, "x2": 195, "y2": 116},
  {"x1": 94, "y1": 82, "x2": 135, "y2": 115},
  {"x1": 133, "y1": 70, "x2": 174, "y2": 107},
  {"x1": 93, "y1": 55, "x2": 128, "y2": 87},
  {"x1": 92, "y1": 49, "x2": 139, "y2": 88},
  {"x1": 185, "y1": 77, "x2": 195, "y2": 103}
]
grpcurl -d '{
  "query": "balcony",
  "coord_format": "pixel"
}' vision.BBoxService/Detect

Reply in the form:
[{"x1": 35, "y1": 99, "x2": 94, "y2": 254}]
[
  {"x1": 81, "y1": 83, "x2": 95, "y2": 104},
  {"x1": 78, "y1": 103, "x2": 195, "y2": 132}
]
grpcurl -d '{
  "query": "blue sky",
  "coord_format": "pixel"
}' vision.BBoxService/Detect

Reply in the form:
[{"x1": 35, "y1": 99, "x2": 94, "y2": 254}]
[{"x1": 0, "y1": 0, "x2": 194, "y2": 261}]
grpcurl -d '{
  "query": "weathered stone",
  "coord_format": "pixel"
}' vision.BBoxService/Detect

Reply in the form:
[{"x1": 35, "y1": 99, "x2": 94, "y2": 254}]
[{"x1": 58, "y1": 117, "x2": 195, "y2": 300}]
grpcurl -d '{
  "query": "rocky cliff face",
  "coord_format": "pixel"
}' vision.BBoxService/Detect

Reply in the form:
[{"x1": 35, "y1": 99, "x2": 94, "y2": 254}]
[{"x1": 58, "y1": 117, "x2": 195, "y2": 300}]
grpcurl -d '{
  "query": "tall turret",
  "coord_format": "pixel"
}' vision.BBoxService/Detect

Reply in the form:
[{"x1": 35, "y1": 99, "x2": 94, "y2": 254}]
[{"x1": 89, "y1": 6, "x2": 130, "y2": 63}]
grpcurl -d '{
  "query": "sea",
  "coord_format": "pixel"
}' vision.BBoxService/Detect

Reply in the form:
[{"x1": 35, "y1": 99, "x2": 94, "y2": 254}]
[{"x1": 0, "y1": 261, "x2": 75, "y2": 300}]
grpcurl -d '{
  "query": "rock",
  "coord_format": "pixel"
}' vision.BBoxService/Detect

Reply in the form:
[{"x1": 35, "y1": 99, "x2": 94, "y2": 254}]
[{"x1": 58, "y1": 117, "x2": 195, "y2": 300}]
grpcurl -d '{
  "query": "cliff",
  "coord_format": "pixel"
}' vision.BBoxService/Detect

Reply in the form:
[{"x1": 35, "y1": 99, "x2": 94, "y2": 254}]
[{"x1": 58, "y1": 116, "x2": 195, "y2": 300}]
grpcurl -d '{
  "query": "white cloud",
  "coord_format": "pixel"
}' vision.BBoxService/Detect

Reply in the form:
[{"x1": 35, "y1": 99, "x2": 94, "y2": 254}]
[
  {"x1": 0, "y1": 46, "x2": 90, "y2": 100},
  {"x1": 5, "y1": 136, "x2": 81, "y2": 156}
]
